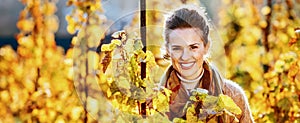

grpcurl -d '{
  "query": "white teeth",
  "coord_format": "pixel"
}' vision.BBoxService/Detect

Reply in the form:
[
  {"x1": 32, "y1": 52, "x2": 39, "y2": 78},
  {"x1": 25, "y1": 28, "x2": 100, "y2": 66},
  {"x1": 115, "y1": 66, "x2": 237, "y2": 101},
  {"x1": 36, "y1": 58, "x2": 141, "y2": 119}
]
[{"x1": 181, "y1": 63, "x2": 194, "y2": 67}]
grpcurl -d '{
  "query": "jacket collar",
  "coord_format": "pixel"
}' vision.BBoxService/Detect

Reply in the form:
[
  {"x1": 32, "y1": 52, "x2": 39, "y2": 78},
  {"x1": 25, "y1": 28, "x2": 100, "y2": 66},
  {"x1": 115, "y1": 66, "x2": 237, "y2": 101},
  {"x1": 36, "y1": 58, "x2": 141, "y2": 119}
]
[{"x1": 161, "y1": 61, "x2": 213, "y2": 103}]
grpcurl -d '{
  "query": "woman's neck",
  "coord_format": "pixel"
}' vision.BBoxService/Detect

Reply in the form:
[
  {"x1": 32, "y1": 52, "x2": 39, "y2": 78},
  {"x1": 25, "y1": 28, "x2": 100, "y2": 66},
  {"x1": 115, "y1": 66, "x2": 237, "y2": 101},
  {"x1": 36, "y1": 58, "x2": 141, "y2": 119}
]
[{"x1": 176, "y1": 69, "x2": 204, "y2": 83}]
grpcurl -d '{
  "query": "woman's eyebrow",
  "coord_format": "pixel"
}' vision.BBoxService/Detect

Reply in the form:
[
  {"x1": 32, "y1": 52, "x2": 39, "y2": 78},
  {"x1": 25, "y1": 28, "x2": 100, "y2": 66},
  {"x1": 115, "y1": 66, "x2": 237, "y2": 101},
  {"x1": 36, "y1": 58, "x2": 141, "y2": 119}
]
[
  {"x1": 170, "y1": 44, "x2": 182, "y2": 47},
  {"x1": 170, "y1": 43, "x2": 201, "y2": 47},
  {"x1": 189, "y1": 43, "x2": 201, "y2": 46}
]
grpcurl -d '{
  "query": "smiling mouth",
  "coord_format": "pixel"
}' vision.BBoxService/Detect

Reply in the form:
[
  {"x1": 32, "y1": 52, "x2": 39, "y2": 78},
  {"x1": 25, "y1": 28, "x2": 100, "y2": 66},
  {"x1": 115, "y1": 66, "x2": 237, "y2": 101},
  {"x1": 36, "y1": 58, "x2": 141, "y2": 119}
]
[{"x1": 180, "y1": 62, "x2": 195, "y2": 70}]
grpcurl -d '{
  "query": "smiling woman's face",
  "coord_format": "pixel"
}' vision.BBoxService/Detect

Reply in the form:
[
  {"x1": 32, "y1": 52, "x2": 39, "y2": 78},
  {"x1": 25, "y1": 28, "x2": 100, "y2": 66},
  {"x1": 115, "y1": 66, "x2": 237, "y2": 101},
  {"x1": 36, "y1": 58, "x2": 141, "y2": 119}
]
[{"x1": 167, "y1": 28, "x2": 208, "y2": 80}]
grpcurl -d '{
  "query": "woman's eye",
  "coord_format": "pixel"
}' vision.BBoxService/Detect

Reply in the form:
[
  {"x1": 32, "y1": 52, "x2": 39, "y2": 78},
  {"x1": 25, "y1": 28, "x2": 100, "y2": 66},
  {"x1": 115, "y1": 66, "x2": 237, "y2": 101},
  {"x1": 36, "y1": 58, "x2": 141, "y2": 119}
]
[
  {"x1": 172, "y1": 47, "x2": 181, "y2": 51},
  {"x1": 191, "y1": 46, "x2": 199, "y2": 49}
]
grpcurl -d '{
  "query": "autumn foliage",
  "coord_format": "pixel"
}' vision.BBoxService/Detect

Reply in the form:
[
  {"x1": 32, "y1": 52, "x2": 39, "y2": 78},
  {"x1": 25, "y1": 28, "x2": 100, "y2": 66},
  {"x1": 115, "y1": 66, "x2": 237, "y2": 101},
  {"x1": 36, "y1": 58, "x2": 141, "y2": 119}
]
[
  {"x1": 0, "y1": 0, "x2": 300, "y2": 122},
  {"x1": 219, "y1": 0, "x2": 300, "y2": 122}
]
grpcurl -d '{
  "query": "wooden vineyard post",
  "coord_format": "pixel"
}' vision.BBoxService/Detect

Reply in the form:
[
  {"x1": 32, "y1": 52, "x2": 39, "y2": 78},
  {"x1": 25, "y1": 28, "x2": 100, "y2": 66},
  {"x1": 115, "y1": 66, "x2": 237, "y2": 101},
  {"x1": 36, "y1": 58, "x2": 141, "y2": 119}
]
[{"x1": 140, "y1": 0, "x2": 147, "y2": 117}]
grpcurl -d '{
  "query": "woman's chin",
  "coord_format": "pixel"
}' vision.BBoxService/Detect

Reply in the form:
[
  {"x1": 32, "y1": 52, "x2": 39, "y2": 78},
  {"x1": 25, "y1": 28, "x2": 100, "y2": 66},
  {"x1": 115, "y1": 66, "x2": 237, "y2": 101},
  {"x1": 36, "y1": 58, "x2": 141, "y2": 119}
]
[{"x1": 178, "y1": 71, "x2": 194, "y2": 79}]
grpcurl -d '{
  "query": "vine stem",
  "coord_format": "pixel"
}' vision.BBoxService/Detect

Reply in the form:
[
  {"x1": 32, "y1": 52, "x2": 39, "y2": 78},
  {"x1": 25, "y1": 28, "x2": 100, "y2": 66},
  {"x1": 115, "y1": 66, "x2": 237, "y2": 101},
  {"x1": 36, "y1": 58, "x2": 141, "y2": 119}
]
[{"x1": 263, "y1": 0, "x2": 272, "y2": 52}]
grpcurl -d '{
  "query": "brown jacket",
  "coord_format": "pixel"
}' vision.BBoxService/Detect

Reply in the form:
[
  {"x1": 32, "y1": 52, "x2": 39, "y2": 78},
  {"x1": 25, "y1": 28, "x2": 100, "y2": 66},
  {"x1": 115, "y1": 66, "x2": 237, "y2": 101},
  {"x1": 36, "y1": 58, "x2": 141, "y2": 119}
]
[{"x1": 159, "y1": 62, "x2": 254, "y2": 123}]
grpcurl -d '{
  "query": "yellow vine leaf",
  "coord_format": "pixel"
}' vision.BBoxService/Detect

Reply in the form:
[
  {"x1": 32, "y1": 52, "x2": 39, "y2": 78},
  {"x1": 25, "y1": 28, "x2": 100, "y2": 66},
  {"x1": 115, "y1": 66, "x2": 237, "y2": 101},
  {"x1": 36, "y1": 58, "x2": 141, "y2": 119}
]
[
  {"x1": 186, "y1": 105, "x2": 198, "y2": 123},
  {"x1": 117, "y1": 76, "x2": 131, "y2": 90},
  {"x1": 17, "y1": 19, "x2": 34, "y2": 32},
  {"x1": 288, "y1": 63, "x2": 299, "y2": 77},
  {"x1": 70, "y1": 106, "x2": 83, "y2": 120},
  {"x1": 111, "y1": 39, "x2": 122, "y2": 46},
  {"x1": 215, "y1": 94, "x2": 242, "y2": 115},
  {"x1": 173, "y1": 118, "x2": 187, "y2": 123},
  {"x1": 261, "y1": 6, "x2": 271, "y2": 15},
  {"x1": 152, "y1": 92, "x2": 169, "y2": 112},
  {"x1": 45, "y1": 15, "x2": 59, "y2": 32}
]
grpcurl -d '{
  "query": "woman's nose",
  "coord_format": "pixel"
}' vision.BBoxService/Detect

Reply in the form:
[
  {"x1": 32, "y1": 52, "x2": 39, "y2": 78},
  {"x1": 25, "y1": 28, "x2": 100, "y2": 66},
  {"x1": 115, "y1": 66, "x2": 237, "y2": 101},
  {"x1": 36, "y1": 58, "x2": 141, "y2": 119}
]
[{"x1": 180, "y1": 48, "x2": 192, "y2": 60}]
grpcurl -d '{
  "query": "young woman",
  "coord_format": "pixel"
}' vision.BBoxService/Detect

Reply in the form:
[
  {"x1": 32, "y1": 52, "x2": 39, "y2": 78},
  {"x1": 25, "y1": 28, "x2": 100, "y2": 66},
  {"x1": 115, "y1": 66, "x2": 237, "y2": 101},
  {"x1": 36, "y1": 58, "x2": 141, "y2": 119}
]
[{"x1": 159, "y1": 6, "x2": 254, "y2": 122}]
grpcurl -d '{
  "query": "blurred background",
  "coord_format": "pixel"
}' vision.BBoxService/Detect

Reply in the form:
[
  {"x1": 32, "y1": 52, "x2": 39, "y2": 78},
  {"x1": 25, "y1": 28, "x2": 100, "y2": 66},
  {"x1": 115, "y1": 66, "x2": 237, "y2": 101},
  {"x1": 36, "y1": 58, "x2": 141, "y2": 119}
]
[
  {"x1": 0, "y1": 0, "x2": 300, "y2": 122},
  {"x1": 0, "y1": 0, "x2": 137, "y2": 50},
  {"x1": 0, "y1": 0, "x2": 219, "y2": 50}
]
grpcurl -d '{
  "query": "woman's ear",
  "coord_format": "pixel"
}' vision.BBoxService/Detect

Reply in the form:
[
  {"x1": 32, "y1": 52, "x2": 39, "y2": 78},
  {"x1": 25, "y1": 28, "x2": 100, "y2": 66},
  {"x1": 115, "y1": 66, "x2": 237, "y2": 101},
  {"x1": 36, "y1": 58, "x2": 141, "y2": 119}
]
[
  {"x1": 166, "y1": 48, "x2": 170, "y2": 55},
  {"x1": 165, "y1": 42, "x2": 170, "y2": 53},
  {"x1": 164, "y1": 43, "x2": 171, "y2": 59}
]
